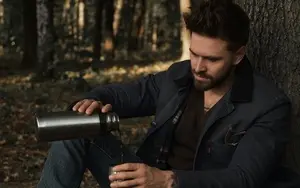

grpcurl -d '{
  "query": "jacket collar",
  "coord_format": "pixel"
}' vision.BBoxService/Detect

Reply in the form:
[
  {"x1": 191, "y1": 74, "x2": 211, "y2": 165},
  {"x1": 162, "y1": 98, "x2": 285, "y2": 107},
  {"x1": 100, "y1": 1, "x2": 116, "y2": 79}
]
[
  {"x1": 171, "y1": 60, "x2": 193, "y2": 87},
  {"x1": 230, "y1": 56, "x2": 253, "y2": 102},
  {"x1": 170, "y1": 56, "x2": 254, "y2": 103}
]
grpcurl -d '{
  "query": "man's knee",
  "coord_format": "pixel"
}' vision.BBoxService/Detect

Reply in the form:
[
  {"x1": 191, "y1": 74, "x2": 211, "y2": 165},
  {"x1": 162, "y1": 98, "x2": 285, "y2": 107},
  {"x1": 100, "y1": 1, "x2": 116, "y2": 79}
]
[{"x1": 48, "y1": 138, "x2": 89, "y2": 156}]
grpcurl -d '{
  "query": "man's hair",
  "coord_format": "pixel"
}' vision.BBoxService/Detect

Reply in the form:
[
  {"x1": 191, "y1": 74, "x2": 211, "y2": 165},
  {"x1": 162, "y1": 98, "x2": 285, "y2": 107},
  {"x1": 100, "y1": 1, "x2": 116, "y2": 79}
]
[{"x1": 184, "y1": 0, "x2": 250, "y2": 51}]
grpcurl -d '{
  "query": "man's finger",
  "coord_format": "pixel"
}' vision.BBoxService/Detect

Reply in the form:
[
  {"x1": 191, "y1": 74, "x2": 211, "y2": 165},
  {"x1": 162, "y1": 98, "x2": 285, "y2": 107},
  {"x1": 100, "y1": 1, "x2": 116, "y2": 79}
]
[
  {"x1": 110, "y1": 178, "x2": 145, "y2": 188},
  {"x1": 109, "y1": 170, "x2": 139, "y2": 182},
  {"x1": 101, "y1": 104, "x2": 112, "y2": 113},
  {"x1": 85, "y1": 101, "x2": 102, "y2": 114},
  {"x1": 112, "y1": 163, "x2": 140, "y2": 172},
  {"x1": 77, "y1": 100, "x2": 93, "y2": 113},
  {"x1": 72, "y1": 100, "x2": 85, "y2": 111}
]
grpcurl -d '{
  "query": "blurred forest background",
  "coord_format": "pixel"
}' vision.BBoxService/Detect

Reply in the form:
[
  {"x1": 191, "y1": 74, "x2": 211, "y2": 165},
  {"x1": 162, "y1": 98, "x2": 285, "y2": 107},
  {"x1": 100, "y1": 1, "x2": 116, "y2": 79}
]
[
  {"x1": 0, "y1": 0, "x2": 299, "y2": 187},
  {"x1": 0, "y1": 0, "x2": 189, "y2": 77}
]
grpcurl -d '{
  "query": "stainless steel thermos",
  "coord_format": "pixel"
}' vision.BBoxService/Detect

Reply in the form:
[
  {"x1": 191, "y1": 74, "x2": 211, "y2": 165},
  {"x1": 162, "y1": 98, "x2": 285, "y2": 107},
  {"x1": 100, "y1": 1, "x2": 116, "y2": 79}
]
[{"x1": 35, "y1": 111, "x2": 120, "y2": 142}]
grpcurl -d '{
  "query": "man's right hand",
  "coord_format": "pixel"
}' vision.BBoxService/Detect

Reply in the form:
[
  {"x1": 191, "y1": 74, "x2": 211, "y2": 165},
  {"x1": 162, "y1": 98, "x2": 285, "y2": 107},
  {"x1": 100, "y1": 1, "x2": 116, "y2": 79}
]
[{"x1": 72, "y1": 99, "x2": 112, "y2": 115}]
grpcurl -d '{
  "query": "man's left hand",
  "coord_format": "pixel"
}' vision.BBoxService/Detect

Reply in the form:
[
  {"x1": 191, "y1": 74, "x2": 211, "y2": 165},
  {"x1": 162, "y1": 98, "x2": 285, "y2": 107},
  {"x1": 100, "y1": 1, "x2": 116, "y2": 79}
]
[{"x1": 109, "y1": 163, "x2": 174, "y2": 188}]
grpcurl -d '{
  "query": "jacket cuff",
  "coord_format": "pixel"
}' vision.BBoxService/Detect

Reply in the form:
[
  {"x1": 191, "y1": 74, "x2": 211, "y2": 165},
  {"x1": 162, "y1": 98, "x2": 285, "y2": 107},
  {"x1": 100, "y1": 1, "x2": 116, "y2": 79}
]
[{"x1": 172, "y1": 170, "x2": 190, "y2": 188}]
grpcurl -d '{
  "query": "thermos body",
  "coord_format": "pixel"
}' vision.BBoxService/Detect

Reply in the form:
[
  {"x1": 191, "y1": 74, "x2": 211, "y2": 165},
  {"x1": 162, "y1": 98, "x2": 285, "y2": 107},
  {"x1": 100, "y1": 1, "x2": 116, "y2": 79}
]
[{"x1": 35, "y1": 111, "x2": 120, "y2": 142}]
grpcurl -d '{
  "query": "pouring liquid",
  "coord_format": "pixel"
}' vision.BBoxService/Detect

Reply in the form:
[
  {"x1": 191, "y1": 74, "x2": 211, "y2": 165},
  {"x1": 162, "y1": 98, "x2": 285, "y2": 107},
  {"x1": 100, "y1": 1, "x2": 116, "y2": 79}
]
[{"x1": 116, "y1": 129, "x2": 124, "y2": 163}]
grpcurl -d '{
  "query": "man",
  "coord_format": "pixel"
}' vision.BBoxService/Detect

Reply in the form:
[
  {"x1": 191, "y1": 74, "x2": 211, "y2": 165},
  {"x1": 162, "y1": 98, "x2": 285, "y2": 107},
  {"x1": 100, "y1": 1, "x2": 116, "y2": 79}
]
[{"x1": 38, "y1": 0, "x2": 299, "y2": 187}]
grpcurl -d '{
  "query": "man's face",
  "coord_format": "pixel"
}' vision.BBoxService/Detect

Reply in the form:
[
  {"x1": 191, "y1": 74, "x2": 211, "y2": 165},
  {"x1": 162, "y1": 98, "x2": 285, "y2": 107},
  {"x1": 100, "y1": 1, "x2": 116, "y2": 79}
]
[{"x1": 190, "y1": 33, "x2": 243, "y2": 91}]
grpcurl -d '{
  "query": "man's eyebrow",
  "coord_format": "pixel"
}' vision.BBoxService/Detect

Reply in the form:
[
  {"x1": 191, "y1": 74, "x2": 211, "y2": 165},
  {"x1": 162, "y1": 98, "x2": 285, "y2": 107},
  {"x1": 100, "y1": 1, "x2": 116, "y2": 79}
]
[
  {"x1": 189, "y1": 48, "x2": 223, "y2": 60},
  {"x1": 189, "y1": 48, "x2": 198, "y2": 55}
]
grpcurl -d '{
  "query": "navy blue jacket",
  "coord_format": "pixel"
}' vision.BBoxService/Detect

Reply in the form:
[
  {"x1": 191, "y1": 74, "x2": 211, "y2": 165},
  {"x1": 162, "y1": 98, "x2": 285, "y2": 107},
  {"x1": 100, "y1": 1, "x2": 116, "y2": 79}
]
[{"x1": 84, "y1": 57, "x2": 299, "y2": 188}]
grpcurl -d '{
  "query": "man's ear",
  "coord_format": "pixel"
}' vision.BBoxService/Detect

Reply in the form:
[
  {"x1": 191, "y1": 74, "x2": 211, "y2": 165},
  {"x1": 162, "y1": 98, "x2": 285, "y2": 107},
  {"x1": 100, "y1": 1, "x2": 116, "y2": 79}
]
[{"x1": 233, "y1": 46, "x2": 246, "y2": 65}]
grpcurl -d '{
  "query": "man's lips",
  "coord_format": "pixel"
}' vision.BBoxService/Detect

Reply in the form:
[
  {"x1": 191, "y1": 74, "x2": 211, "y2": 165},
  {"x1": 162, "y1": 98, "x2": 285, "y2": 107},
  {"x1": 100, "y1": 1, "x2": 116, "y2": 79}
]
[{"x1": 194, "y1": 74, "x2": 210, "y2": 81}]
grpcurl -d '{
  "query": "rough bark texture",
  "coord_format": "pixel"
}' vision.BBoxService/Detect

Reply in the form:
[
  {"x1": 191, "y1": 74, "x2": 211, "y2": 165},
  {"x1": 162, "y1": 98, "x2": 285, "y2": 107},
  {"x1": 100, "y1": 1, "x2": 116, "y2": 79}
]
[{"x1": 235, "y1": 0, "x2": 300, "y2": 174}]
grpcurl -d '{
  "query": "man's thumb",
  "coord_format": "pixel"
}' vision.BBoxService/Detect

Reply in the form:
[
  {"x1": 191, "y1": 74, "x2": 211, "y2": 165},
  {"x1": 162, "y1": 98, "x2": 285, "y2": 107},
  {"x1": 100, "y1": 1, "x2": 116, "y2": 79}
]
[{"x1": 101, "y1": 104, "x2": 112, "y2": 113}]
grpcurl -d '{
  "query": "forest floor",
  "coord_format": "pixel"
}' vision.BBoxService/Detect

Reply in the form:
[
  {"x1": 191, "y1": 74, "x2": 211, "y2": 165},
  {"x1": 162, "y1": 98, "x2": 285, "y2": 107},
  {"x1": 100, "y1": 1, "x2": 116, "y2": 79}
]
[{"x1": 0, "y1": 60, "x2": 172, "y2": 187}]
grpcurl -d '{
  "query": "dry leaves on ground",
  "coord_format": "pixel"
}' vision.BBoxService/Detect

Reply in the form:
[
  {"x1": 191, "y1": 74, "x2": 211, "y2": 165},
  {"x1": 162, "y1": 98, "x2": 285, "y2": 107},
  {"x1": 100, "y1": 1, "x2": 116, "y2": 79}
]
[{"x1": 0, "y1": 61, "x2": 171, "y2": 187}]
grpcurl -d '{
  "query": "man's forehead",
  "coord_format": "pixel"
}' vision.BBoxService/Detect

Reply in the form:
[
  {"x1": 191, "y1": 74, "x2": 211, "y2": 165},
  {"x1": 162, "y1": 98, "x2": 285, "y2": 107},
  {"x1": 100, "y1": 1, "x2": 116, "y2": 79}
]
[{"x1": 190, "y1": 33, "x2": 228, "y2": 55}]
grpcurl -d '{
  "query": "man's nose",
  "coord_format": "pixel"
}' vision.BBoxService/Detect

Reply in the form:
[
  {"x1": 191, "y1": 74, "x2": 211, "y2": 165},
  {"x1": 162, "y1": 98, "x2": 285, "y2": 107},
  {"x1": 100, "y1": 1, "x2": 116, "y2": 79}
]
[{"x1": 194, "y1": 58, "x2": 207, "y2": 72}]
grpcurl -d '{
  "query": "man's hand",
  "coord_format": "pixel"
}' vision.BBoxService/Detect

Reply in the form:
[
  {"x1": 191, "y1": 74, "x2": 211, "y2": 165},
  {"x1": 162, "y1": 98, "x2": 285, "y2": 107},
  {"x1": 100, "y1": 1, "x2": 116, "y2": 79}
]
[
  {"x1": 72, "y1": 99, "x2": 112, "y2": 115},
  {"x1": 109, "y1": 163, "x2": 175, "y2": 188}
]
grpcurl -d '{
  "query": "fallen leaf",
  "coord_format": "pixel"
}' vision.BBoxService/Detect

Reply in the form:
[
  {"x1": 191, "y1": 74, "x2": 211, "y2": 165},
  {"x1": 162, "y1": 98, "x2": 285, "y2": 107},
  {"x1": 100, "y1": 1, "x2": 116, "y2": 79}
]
[{"x1": 0, "y1": 140, "x2": 6, "y2": 145}]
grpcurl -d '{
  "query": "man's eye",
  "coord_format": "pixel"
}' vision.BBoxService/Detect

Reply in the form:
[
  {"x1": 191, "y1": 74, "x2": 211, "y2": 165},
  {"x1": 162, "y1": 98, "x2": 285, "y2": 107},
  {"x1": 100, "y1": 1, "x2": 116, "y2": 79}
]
[
  {"x1": 208, "y1": 58, "x2": 219, "y2": 62},
  {"x1": 191, "y1": 53, "x2": 198, "y2": 57}
]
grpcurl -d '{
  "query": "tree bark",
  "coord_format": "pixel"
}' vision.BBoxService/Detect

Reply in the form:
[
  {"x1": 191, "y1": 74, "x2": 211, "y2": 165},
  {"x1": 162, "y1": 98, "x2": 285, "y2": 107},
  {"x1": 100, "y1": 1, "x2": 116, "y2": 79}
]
[
  {"x1": 127, "y1": 0, "x2": 138, "y2": 51},
  {"x1": 166, "y1": 0, "x2": 181, "y2": 57},
  {"x1": 2, "y1": 0, "x2": 23, "y2": 55},
  {"x1": 36, "y1": 0, "x2": 55, "y2": 77},
  {"x1": 128, "y1": 0, "x2": 144, "y2": 51},
  {"x1": 179, "y1": 0, "x2": 190, "y2": 61},
  {"x1": 103, "y1": 0, "x2": 115, "y2": 59},
  {"x1": 115, "y1": 0, "x2": 131, "y2": 58},
  {"x1": 143, "y1": 0, "x2": 154, "y2": 51},
  {"x1": 21, "y1": 0, "x2": 37, "y2": 69},
  {"x1": 93, "y1": 0, "x2": 104, "y2": 61},
  {"x1": 136, "y1": 0, "x2": 146, "y2": 49},
  {"x1": 235, "y1": 0, "x2": 300, "y2": 174}
]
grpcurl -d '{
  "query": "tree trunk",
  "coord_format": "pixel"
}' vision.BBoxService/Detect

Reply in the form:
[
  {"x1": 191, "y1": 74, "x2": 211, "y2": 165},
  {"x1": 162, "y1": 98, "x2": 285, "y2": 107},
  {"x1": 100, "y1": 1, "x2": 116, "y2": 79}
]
[
  {"x1": 2, "y1": 0, "x2": 23, "y2": 55},
  {"x1": 83, "y1": 0, "x2": 89, "y2": 38},
  {"x1": 36, "y1": 0, "x2": 55, "y2": 77},
  {"x1": 69, "y1": 0, "x2": 77, "y2": 60},
  {"x1": 115, "y1": 0, "x2": 131, "y2": 59},
  {"x1": 136, "y1": 0, "x2": 146, "y2": 50},
  {"x1": 128, "y1": 0, "x2": 143, "y2": 51},
  {"x1": 103, "y1": 0, "x2": 115, "y2": 59},
  {"x1": 92, "y1": 0, "x2": 104, "y2": 61},
  {"x1": 21, "y1": 0, "x2": 37, "y2": 69},
  {"x1": 143, "y1": 0, "x2": 154, "y2": 51},
  {"x1": 235, "y1": 0, "x2": 300, "y2": 174},
  {"x1": 165, "y1": 0, "x2": 181, "y2": 58},
  {"x1": 179, "y1": 0, "x2": 190, "y2": 61},
  {"x1": 127, "y1": 0, "x2": 138, "y2": 52}
]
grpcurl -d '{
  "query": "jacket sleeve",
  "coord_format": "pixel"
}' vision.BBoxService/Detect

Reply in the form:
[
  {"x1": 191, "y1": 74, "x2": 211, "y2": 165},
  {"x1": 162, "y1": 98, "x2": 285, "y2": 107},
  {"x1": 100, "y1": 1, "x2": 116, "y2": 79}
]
[
  {"x1": 172, "y1": 96, "x2": 291, "y2": 188},
  {"x1": 79, "y1": 71, "x2": 166, "y2": 118}
]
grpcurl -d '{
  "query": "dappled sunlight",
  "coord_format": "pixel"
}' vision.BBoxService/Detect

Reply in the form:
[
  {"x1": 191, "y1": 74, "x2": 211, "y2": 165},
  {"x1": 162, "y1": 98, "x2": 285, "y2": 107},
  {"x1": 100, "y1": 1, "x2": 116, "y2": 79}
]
[
  {"x1": 0, "y1": 61, "x2": 174, "y2": 186},
  {"x1": 84, "y1": 61, "x2": 173, "y2": 83},
  {"x1": 0, "y1": 61, "x2": 174, "y2": 85}
]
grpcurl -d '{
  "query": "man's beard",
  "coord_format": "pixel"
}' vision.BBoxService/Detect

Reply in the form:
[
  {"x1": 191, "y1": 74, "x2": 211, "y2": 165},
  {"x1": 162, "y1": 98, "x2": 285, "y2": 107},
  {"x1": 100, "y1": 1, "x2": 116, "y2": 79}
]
[{"x1": 192, "y1": 65, "x2": 235, "y2": 91}]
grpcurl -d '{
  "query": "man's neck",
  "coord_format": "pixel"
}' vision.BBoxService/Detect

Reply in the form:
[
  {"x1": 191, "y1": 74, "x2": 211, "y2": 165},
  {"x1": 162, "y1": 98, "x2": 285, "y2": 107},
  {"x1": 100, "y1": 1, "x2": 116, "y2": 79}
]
[{"x1": 205, "y1": 78, "x2": 233, "y2": 96}]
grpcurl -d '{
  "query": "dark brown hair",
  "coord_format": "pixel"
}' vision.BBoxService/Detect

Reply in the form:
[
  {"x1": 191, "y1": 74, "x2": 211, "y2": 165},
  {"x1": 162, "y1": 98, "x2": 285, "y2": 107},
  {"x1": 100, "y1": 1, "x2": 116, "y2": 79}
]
[{"x1": 184, "y1": 0, "x2": 250, "y2": 51}]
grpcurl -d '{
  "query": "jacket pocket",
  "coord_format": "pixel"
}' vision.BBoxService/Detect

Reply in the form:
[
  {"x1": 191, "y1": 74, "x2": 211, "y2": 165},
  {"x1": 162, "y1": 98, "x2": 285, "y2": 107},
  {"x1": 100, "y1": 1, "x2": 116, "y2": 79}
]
[
  {"x1": 209, "y1": 141, "x2": 237, "y2": 166},
  {"x1": 224, "y1": 125, "x2": 247, "y2": 146}
]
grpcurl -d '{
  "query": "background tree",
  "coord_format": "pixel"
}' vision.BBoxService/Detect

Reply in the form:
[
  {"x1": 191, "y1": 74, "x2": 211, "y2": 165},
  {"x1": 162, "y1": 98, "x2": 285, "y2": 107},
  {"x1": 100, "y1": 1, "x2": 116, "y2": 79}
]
[
  {"x1": 234, "y1": 0, "x2": 300, "y2": 174},
  {"x1": 22, "y1": 0, "x2": 37, "y2": 69},
  {"x1": 36, "y1": 0, "x2": 56, "y2": 78},
  {"x1": 92, "y1": 0, "x2": 103, "y2": 62},
  {"x1": 103, "y1": 0, "x2": 115, "y2": 59}
]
